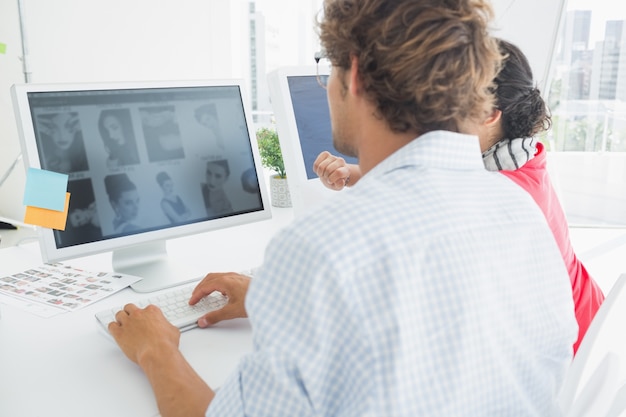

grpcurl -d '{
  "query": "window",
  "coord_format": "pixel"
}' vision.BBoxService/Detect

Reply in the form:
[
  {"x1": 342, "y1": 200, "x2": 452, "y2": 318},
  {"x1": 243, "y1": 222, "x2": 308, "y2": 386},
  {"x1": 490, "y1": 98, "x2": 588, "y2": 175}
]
[{"x1": 545, "y1": 0, "x2": 626, "y2": 226}]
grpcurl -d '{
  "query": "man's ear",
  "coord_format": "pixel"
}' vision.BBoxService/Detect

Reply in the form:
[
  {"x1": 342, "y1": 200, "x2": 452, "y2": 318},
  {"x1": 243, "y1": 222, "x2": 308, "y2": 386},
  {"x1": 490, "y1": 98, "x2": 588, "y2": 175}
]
[
  {"x1": 348, "y1": 55, "x2": 361, "y2": 95},
  {"x1": 485, "y1": 109, "x2": 502, "y2": 127}
]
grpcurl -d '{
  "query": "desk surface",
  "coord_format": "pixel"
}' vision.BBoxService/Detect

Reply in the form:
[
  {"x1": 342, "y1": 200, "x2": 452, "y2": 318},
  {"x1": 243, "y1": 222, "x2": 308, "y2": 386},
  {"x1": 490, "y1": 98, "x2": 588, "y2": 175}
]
[
  {"x1": 1, "y1": 209, "x2": 626, "y2": 417},
  {"x1": 0, "y1": 207, "x2": 294, "y2": 417},
  {"x1": 0, "y1": 224, "x2": 38, "y2": 249}
]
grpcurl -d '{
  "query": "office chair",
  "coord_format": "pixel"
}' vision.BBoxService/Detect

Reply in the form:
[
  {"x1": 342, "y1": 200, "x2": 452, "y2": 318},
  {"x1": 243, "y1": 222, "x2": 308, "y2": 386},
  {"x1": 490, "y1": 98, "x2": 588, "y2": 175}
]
[{"x1": 558, "y1": 273, "x2": 626, "y2": 417}]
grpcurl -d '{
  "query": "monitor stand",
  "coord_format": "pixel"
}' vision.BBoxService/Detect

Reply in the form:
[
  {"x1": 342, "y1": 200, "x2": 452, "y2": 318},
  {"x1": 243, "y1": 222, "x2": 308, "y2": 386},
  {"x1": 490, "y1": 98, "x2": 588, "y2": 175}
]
[{"x1": 112, "y1": 240, "x2": 201, "y2": 293}]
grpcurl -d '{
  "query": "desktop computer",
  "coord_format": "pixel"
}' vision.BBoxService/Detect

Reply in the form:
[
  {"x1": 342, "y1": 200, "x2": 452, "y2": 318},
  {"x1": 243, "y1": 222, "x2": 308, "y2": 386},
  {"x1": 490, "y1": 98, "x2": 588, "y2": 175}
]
[
  {"x1": 267, "y1": 65, "x2": 357, "y2": 217},
  {"x1": 11, "y1": 79, "x2": 271, "y2": 292}
]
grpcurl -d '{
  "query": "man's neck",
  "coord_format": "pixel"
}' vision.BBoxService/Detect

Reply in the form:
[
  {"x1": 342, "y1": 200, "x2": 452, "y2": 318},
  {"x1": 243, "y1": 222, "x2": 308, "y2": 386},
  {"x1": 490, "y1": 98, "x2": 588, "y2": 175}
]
[{"x1": 357, "y1": 127, "x2": 417, "y2": 176}]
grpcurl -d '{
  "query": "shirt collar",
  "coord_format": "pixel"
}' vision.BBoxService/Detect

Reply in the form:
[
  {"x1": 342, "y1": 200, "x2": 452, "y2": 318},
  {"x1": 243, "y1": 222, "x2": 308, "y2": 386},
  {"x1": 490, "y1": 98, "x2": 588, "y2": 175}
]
[{"x1": 368, "y1": 130, "x2": 485, "y2": 178}]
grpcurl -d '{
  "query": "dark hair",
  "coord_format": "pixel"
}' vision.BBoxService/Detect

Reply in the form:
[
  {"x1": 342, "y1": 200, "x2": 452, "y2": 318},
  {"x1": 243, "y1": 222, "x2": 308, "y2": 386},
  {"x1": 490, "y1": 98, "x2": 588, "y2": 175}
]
[
  {"x1": 494, "y1": 39, "x2": 551, "y2": 139},
  {"x1": 206, "y1": 159, "x2": 230, "y2": 178},
  {"x1": 317, "y1": 0, "x2": 501, "y2": 134},
  {"x1": 37, "y1": 112, "x2": 88, "y2": 173},
  {"x1": 104, "y1": 173, "x2": 136, "y2": 202},
  {"x1": 156, "y1": 171, "x2": 171, "y2": 187},
  {"x1": 98, "y1": 109, "x2": 127, "y2": 149}
]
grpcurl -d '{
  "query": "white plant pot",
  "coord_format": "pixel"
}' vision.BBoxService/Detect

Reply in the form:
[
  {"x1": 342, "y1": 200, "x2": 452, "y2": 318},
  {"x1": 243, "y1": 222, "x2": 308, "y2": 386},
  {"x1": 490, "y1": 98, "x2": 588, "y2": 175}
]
[{"x1": 269, "y1": 175, "x2": 291, "y2": 208}]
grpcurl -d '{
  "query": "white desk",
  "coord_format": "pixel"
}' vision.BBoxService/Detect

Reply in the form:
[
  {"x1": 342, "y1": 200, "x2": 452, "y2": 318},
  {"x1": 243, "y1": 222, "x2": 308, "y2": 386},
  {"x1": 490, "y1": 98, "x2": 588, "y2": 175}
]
[
  {"x1": 2, "y1": 208, "x2": 626, "y2": 417},
  {"x1": 0, "y1": 224, "x2": 39, "y2": 249},
  {"x1": 0, "y1": 207, "x2": 294, "y2": 417}
]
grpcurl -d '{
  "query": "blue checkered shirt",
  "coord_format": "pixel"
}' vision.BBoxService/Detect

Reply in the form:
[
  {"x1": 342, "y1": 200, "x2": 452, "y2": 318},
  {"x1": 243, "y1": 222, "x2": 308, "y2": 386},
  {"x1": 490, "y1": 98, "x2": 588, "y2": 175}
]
[{"x1": 207, "y1": 130, "x2": 578, "y2": 417}]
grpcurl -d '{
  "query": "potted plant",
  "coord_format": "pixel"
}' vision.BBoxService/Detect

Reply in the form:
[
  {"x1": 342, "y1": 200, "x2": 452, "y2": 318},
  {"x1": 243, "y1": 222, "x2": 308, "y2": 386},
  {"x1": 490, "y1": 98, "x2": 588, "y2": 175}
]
[{"x1": 256, "y1": 127, "x2": 291, "y2": 207}]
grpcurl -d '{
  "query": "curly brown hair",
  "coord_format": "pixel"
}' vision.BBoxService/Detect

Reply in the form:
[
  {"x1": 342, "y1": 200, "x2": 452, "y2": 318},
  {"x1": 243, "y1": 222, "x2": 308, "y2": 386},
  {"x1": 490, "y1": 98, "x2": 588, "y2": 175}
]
[{"x1": 317, "y1": 0, "x2": 502, "y2": 135}]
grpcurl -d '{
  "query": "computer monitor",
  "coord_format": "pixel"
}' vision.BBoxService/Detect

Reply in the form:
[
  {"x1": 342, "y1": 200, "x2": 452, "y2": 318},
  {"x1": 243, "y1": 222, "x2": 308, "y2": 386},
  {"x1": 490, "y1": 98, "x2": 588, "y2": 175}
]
[
  {"x1": 267, "y1": 65, "x2": 358, "y2": 217},
  {"x1": 11, "y1": 79, "x2": 271, "y2": 292}
]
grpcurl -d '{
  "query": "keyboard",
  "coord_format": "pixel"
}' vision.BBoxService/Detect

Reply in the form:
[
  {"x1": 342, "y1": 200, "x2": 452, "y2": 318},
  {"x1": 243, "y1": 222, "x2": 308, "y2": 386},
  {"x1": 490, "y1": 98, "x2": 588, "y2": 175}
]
[{"x1": 95, "y1": 282, "x2": 228, "y2": 332}]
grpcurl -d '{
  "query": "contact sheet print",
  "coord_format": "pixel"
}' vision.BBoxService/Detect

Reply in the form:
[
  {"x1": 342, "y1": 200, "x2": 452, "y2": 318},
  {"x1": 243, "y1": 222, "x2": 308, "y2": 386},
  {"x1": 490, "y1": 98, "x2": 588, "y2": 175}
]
[{"x1": 0, "y1": 262, "x2": 141, "y2": 311}]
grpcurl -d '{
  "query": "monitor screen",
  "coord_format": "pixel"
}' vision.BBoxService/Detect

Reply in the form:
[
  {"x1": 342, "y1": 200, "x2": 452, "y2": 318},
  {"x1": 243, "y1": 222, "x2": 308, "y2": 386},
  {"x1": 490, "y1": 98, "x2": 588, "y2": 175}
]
[
  {"x1": 267, "y1": 66, "x2": 357, "y2": 217},
  {"x1": 11, "y1": 79, "x2": 271, "y2": 292}
]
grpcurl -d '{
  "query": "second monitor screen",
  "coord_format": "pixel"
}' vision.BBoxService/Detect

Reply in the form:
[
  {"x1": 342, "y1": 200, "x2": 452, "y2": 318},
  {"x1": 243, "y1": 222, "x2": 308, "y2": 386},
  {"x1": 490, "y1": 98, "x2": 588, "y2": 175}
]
[{"x1": 287, "y1": 75, "x2": 358, "y2": 180}]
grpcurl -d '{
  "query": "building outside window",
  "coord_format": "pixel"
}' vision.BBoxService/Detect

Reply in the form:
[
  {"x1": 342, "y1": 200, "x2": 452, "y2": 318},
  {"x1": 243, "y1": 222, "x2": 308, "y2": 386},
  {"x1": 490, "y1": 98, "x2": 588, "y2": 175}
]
[{"x1": 545, "y1": 0, "x2": 626, "y2": 226}]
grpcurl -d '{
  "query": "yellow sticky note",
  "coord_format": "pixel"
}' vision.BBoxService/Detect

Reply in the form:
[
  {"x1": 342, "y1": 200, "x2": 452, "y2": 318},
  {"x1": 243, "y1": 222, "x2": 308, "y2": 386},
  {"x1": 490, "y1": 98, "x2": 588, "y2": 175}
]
[
  {"x1": 0, "y1": 43, "x2": 6, "y2": 54},
  {"x1": 24, "y1": 192, "x2": 71, "y2": 231}
]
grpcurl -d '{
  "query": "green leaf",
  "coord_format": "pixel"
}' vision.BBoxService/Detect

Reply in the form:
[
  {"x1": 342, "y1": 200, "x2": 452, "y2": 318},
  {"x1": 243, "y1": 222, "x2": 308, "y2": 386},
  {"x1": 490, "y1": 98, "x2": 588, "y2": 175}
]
[{"x1": 256, "y1": 127, "x2": 286, "y2": 178}]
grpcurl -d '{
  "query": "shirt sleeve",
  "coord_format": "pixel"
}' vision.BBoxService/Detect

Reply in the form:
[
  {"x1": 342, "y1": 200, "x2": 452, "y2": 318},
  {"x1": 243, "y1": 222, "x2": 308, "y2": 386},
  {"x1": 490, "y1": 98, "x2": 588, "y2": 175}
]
[
  {"x1": 206, "y1": 351, "x2": 316, "y2": 417},
  {"x1": 206, "y1": 224, "x2": 372, "y2": 417}
]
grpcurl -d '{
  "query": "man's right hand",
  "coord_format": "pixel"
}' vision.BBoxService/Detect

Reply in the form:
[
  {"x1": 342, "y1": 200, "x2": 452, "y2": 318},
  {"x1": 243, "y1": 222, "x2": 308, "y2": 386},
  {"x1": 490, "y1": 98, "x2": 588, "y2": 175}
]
[
  {"x1": 189, "y1": 272, "x2": 250, "y2": 327},
  {"x1": 313, "y1": 151, "x2": 351, "y2": 190}
]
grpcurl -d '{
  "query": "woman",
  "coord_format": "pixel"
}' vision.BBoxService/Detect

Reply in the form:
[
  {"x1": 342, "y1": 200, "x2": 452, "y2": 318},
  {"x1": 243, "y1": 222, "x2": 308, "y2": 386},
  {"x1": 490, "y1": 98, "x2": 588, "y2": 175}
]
[
  {"x1": 156, "y1": 171, "x2": 191, "y2": 224},
  {"x1": 194, "y1": 103, "x2": 225, "y2": 150},
  {"x1": 201, "y1": 159, "x2": 233, "y2": 217},
  {"x1": 37, "y1": 112, "x2": 89, "y2": 174},
  {"x1": 314, "y1": 39, "x2": 604, "y2": 354},
  {"x1": 104, "y1": 173, "x2": 141, "y2": 234},
  {"x1": 98, "y1": 109, "x2": 140, "y2": 169}
]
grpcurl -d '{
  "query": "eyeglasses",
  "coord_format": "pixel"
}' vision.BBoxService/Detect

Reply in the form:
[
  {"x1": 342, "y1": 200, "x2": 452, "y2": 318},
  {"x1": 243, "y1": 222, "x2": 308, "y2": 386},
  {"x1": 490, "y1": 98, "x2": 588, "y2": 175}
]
[{"x1": 314, "y1": 51, "x2": 332, "y2": 89}]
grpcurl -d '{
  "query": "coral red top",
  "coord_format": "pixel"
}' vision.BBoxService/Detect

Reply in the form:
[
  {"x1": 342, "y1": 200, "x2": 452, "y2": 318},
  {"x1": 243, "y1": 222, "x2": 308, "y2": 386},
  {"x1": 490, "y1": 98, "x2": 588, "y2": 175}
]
[{"x1": 501, "y1": 142, "x2": 605, "y2": 354}]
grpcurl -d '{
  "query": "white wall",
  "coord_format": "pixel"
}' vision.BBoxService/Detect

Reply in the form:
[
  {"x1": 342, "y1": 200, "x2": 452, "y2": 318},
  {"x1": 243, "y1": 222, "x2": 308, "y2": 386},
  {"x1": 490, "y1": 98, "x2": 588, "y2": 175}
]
[
  {"x1": 0, "y1": 0, "x2": 565, "y2": 223},
  {"x1": 0, "y1": 0, "x2": 250, "y2": 222},
  {"x1": 19, "y1": 0, "x2": 250, "y2": 83},
  {"x1": 491, "y1": 0, "x2": 566, "y2": 93},
  {"x1": 0, "y1": 0, "x2": 26, "y2": 222}
]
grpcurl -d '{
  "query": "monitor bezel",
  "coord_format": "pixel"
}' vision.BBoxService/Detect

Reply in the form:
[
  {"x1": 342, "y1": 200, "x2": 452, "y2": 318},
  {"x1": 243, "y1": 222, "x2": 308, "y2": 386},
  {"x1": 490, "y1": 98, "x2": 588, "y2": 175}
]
[
  {"x1": 267, "y1": 65, "x2": 352, "y2": 218},
  {"x1": 11, "y1": 79, "x2": 272, "y2": 265}
]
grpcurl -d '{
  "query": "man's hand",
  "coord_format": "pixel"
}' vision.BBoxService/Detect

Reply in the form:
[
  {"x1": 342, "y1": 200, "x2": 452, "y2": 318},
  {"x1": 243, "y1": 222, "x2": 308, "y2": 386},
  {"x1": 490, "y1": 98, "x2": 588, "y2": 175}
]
[
  {"x1": 313, "y1": 151, "x2": 351, "y2": 190},
  {"x1": 108, "y1": 304, "x2": 215, "y2": 417},
  {"x1": 190, "y1": 272, "x2": 251, "y2": 327},
  {"x1": 108, "y1": 303, "x2": 180, "y2": 365}
]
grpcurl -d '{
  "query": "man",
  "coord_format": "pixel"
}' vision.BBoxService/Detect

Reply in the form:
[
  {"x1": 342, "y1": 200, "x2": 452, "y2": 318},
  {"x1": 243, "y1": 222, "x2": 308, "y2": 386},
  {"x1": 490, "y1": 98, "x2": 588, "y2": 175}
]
[
  {"x1": 109, "y1": 1, "x2": 578, "y2": 416},
  {"x1": 313, "y1": 38, "x2": 604, "y2": 356}
]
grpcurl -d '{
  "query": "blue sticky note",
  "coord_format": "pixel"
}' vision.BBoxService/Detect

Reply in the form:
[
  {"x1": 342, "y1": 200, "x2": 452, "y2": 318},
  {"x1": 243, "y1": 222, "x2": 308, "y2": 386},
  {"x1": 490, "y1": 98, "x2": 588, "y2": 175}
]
[{"x1": 23, "y1": 168, "x2": 69, "y2": 212}]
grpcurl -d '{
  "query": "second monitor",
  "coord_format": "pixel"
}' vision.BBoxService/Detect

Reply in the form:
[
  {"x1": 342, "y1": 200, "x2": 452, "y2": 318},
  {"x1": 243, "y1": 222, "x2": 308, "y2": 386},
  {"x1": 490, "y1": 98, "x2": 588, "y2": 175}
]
[{"x1": 267, "y1": 66, "x2": 358, "y2": 217}]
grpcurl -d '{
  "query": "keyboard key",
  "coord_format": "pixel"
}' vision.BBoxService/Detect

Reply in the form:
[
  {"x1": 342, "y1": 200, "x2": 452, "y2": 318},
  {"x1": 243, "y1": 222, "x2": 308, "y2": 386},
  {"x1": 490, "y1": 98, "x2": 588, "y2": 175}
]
[{"x1": 95, "y1": 283, "x2": 227, "y2": 332}]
